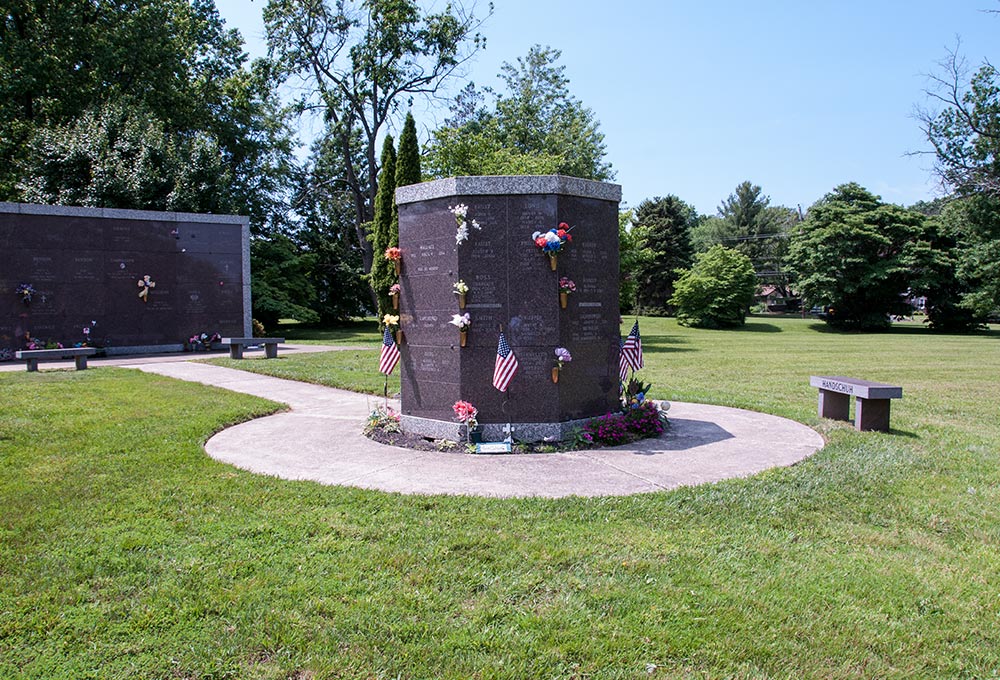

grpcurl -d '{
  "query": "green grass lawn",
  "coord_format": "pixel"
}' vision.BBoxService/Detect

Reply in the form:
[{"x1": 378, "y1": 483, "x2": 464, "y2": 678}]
[{"x1": 2, "y1": 317, "x2": 999, "y2": 678}]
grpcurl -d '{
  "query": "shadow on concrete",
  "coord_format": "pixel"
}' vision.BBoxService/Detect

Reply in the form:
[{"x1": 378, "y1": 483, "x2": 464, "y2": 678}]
[{"x1": 625, "y1": 417, "x2": 734, "y2": 455}]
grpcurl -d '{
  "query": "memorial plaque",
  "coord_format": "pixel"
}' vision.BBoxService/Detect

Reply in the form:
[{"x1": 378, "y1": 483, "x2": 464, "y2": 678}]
[
  {"x1": 396, "y1": 176, "x2": 621, "y2": 439},
  {"x1": 1, "y1": 204, "x2": 249, "y2": 355}
]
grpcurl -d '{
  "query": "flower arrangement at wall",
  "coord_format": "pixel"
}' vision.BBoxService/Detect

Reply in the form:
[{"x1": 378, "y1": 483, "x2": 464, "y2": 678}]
[
  {"x1": 384, "y1": 247, "x2": 402, "y2": 274},
  {"x1": 137, "y1": 275, "x2": 156, "y2": 302},
  {"x1": 552, "y1": 346, "x2": 572, "y2": 382},
  {"x1": 383, "y1": 313, "x2": 402, "y2": 343},
  {"x1": 449, "y1": 203, "x2": 481, "y2": 245},
  {"x1": 15, "y1": 283, "x2": 36, "y2": 305},
  {"x1": 453, "y1": 279, "x2": 469, "y2": 308},
  {"x1": 186, "y1": 332, "x2": 221, "y2": 351},
  {"x1": 450, "y1": 312, "x2": 471, "y2": 346},
  {"x1": 389, "y1": 283, "x2": 401, "y2": 309},
  {"x1": 452, "y1": 400, "x2": 479, "y2": 443},
  {"x1": 558, "y1": 276, "x2": 576, "y2": 308},
  {"x1": 532, "y1": 223, "x2": 574, "y2": 270}
]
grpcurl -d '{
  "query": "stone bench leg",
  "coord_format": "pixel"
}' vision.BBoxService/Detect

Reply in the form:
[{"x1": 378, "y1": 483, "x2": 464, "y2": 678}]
[
  {"x1": 230, "y1": 344, "x2": 244, "y2": 359},
  {"x1": 817, "y1": 389, "x2": 850, "y2": 421},
  {"x1": 74, "y1": 355, "x2": 88, "y2": 370},
  {"x1": 25, "y1": 359, "x2": 38, "y2": 372},
  {"x1": 264, "y1": 342, "x2": 278, "y2": 359},
  {"x1": 855, "y1": 397, "x2": 891, "y2": 432}
]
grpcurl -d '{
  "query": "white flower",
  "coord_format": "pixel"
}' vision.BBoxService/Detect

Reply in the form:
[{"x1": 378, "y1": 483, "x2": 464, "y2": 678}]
[
  {"x1": 471, "y1": 219, "x2": 481, "y2": 231},
  {"x1": 532, "y1": 231, "x2": 542, "y2": 240},
  {"x1": 449, "y1": 203, "x2": 468, "y2": 219},
  {"x1": 449, "y1": 313, "x2": 471, "y2": 329},
  {"x1": 455, "y1": 223, "x2": 469, "y2": 244}
]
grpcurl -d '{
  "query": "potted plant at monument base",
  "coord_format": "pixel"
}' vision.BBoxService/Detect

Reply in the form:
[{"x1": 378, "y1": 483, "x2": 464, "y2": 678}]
[
  {"x1": 452, "y1": 399, "x2": 481, "y2": 444},
  {"x1": 384, "y1": 246, "x2": 402, "y2": 275},
  {"x1": 384, "y1": 314, "x2": 402, "y2": 344},
  {"x1": 453, "y1": 279, "x2": 469, "y2": 309},
  {"x1": 552, "y1": 346, "x2": 572, "y2": 383},
  {"x1": 532, "y1": 222, "x2": 573, "y2": 270},
  {"x1": 389, "y1": 283, "x2": 400, "y2": 310},
  {"x1": 450, "y1": 312, "x2": 471, "y2": 347},
  {"x1": 558, "y1": 276, "x2": 576, "y2": 308}
]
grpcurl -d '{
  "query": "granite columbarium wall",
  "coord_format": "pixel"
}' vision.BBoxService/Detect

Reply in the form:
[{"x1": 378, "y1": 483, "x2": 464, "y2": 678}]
[
  {"x1": 395, "y1": 176, "x2": 622, "y2": 442},
  {"x1": 0, "y1": 203, "x2": 251, "y2": 358}
]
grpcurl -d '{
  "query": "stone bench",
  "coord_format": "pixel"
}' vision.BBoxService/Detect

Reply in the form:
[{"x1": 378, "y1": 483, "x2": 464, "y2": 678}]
[
  {"x1": 15, "y1": 347, "x2": 97, "y2": 372},
  {"x1": 810, "y1": 376, "x2": 902, "y2": 432},
  {"x1": 222, "y1": 337, "x2": 285, "y2": 360}
]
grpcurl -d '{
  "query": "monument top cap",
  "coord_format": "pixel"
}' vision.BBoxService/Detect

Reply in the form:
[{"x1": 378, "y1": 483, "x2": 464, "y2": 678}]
[{"x1": 395, "y1": 175, "x2": 622, "y2": 205}]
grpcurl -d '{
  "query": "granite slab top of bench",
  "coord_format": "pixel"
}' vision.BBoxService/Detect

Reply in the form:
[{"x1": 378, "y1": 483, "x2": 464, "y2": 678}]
[
  {"x1": 809, "y1": 376, "x2": 902, "y2": 399},
  {"x1": 16, "y1": 347, "x2": 97, "y2": 358}
]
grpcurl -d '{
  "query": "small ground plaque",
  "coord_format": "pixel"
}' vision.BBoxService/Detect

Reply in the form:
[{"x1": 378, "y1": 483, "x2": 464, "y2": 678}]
[{"x1": 476, "y1": 442, "x2": 512, "y2": 454}]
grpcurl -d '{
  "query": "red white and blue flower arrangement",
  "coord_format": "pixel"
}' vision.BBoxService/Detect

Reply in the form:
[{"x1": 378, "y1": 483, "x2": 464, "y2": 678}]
[{"x1": 532, "y1": 222, "x2": 573, "y2": 270}]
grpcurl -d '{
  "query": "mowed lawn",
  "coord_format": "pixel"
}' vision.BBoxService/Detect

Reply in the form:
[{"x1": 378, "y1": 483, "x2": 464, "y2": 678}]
[{"x1": 2, "y1": 317, "x2": 999, "y2": 678}]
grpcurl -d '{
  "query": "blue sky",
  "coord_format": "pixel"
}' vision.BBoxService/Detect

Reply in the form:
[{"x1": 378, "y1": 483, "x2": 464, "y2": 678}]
[{"x1": 217, "y1": 0, "x2": 998, "y2": 214}]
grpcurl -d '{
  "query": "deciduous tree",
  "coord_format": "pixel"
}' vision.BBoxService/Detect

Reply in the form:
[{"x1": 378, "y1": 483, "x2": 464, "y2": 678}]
[
  {"x1": 786, "y1": 183, "x2": 924, "y2": 330},
  {"x1": 424, "y1": 45, "x2": 612, "y2": 181},
  {"x1": 263, "y1": 0, "x2": 488, "y2": 276},
  {"x1": 670, "y1": 246, "x2": 757, "y2": 329}
]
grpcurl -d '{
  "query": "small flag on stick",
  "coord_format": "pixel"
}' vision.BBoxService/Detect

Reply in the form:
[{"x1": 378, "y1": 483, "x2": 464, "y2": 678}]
[
  {"x1": 378, "y1": 328, "x2": 400, "y2": 375},
  {"x1": 619, "y1": 336, "x2": 630, "y2": 385},
  {"x1": 493, "y1": 331, "x2": 519, "y2": 392},
  {"x1": 622, "y1": 320, "x2": 643, "y2": 371}
]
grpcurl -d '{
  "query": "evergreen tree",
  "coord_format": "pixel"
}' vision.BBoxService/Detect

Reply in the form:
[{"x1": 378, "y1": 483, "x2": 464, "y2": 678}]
[
  {"x1": 370, "y1": 135, "x2": 397, "y2": 324},
  {"x1": 632, "y1": 196, "x2": 697, "y2": 315},
  {"x1": 396, "y1": 113, "x2": 422, "y2": 188}
]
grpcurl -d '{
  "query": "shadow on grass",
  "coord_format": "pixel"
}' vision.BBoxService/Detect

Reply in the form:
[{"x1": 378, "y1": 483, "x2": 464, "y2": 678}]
[
  {"x1": 808, "y1": 322, "x2": 1000, "y2": 339},
  {"x1": 278, "y1": 318, "x2": 380, "y2": 343},
  {"x1": 641, "y1": 335, "x2": 695, "y2": 354}
]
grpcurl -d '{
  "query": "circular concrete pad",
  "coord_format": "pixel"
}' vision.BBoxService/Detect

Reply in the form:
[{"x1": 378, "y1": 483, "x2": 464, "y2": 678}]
[{"x1": 125, "y1": 361, "x2": 825, "y2": 498}]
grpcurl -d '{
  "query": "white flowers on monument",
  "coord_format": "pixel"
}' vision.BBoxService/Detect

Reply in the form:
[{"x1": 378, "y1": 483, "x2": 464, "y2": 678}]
[
  {"x1": 449, "y1": 313, "x2": 471, "y2": 331},
  {"x1": 449, "y1": 203, "x2": 481, "y2": 244}
]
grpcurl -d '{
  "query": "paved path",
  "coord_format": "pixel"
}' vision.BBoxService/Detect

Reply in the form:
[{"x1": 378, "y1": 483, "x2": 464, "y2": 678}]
[{"x1": 125, "y1": 360, "x2": 825, "y2": 498}]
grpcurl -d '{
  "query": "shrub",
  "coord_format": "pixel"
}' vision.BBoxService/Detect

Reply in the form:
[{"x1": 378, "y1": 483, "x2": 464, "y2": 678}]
[{"x1": 669, "y1": 245, "x2": 757, "y2": 328}]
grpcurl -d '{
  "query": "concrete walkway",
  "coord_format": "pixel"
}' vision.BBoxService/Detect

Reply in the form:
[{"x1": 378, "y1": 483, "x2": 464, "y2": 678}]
[{"x1": 124, "y1": 360, "x2": 826, "y2": 498}]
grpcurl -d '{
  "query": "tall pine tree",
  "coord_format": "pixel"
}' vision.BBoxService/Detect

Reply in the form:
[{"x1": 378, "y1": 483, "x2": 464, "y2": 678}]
[
  {"x1": 396, "y1": 112, "x2": 422, "y2": 188},
  {"x1": 370, "y1": 135, "x2": 397, "y2": 324}
]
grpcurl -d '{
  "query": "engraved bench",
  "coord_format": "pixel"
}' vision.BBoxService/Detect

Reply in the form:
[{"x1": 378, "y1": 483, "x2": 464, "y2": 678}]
[
  {"x1": 222, "y1": 337, "x2": 285, "y2": 360},
  {"x1": 15, "y1": 347, "x2": 97, "y2": 372},
  {"x1": 810, "y1": 376, "x2": 902, "y2": 432}
]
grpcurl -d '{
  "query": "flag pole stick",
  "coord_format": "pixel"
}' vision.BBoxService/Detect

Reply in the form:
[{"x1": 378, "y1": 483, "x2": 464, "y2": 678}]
[{"x1": 383, "y1": 374, "x2": 388, "y2": 411}]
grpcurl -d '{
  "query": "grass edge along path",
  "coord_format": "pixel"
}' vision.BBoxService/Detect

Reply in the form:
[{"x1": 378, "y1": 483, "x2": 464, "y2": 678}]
[{"x1": 2, "y1": 318, "x2": 999, "y2": 678}]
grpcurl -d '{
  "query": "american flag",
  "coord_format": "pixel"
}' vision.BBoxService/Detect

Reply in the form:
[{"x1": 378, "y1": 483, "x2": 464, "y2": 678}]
[
  {"x1": 619, "y1": 336, "x2": 630, "y2": 385},
  {"x1": 493, "y1": 331, "x2": 519, "y2": 392},
  {"x1": 622, "y1": 320, "x2": 643, "y2": 371},
  {"x1": 378, "y1": 328, "x2": 400, "y2": 375}
]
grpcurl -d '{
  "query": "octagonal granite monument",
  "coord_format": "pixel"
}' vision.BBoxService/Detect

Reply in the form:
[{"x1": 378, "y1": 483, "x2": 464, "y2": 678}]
[{"x1": 394, "y1": 175, "x2": 622, "y2": 441}]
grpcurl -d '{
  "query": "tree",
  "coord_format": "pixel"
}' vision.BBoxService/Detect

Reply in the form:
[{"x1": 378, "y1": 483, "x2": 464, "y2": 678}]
[
  {"x1": 370, "y1": 136, "x2": 398, "y2": 324},
  {"x1": 618, "y1": 209, "x2": 654, "y2": 315},
  {"x1": 424, "y1": 45, "x2": 613, "y2": 181},
  {"x1": 263, "y1": 0, "x2": 488, "y2": 278},
  {"x1": 917, "y1": 47, "x2": 1000, "y2": 197},
  {"x1": 631, "y1": 196, "x2": 697, "y2": 315},
  {"x1": 691, "y1": 181, "x2": 798, "y2": 298},
  {"x1": 915, "y1": 42, "x2": 1000, "y2": 322},
  {"x1": 669, "y1": 246, "x2": 757, "y2": 329},
  {"x1": 395, "y1": 112, "x2": 422, "y2": 188},
  {"x1": 18, "y1": 101, "x2": 233, "y2": 213},
  {"x1": 786, "y1": 183, "x2": 925, "y2": 330}
]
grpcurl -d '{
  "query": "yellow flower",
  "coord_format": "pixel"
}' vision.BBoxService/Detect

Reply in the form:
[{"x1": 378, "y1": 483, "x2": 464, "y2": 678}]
[{"x1": 383, "y1": 314, "x2": 399, "y2": 327}]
